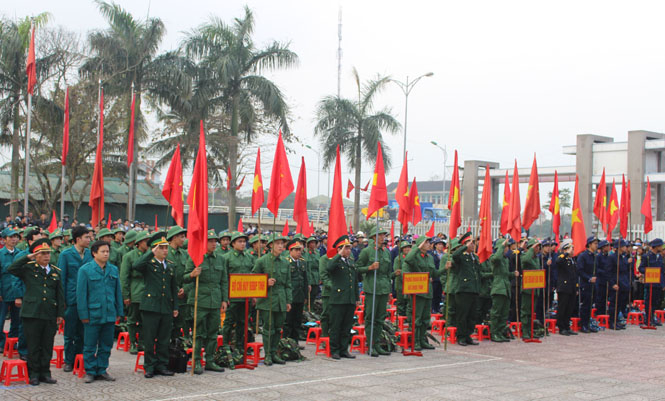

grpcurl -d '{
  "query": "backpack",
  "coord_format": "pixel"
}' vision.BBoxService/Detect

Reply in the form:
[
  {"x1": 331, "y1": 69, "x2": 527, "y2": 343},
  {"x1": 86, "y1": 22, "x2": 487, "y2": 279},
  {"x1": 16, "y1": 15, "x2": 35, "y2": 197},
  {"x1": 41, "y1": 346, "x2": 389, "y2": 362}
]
[
  {"x1": 213, "y1": 346, "x2": 244, "y2": 370},
  {"x1": 168, "y1": 338, "x2": 189, "y2": 373},
  {"x1": 276, "y1": 338, "x2": 306, "y2": 362}
]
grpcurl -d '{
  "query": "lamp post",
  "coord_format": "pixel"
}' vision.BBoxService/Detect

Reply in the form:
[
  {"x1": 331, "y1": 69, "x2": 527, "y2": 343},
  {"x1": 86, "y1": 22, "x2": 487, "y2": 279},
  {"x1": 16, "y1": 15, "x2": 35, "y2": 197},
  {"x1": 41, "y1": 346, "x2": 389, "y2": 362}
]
[
  {"x1": 305, "y1": 144, "x2": 328, "y2": 198},
  {"x1": 391, "y1": 72, "x2": 434, "y2": 160},
  {"x1": 431, "y1": 141, "x2": 447, "y2": 208}
]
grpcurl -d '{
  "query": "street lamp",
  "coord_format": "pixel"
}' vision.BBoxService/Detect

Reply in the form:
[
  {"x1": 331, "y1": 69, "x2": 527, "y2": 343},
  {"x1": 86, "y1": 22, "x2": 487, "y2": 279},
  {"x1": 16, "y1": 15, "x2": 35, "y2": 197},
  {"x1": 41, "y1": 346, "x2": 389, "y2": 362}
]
[
  {"x1": 431, "y1": 141, "x2": 447, "y2": 207},
  {"x1": 391, "y1": 72, "x2": 434, "y2": 160},
  {"x1": 305, "y1": 144, "x2": 329, "y2": 199}
]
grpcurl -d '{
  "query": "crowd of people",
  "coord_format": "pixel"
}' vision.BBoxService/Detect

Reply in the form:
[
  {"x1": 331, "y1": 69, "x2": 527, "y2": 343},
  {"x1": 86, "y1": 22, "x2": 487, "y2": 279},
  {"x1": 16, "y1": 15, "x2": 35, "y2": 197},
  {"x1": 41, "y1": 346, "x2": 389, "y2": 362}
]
[{"x1": 0, "y1": 218, "x2": 662, "y2": 386}]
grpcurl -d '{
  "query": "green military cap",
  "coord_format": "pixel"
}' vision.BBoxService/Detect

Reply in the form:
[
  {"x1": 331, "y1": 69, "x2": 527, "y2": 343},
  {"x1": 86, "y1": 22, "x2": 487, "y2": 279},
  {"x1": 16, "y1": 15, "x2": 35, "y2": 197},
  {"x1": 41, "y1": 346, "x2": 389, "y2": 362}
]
[
  {"x1": 123, "y1": 230, "x2": 138, "y2": 244},
  {"x1": 2, "y1": 228, "x2": 19, "y2": 238},
  {"x1": 400, "y1": 241, "x2": 413, "y2": 249},
  {"x1": 231, "y1": 232, "x2": 248, "y2": 243},
  {"x1": 459, "y1": 231, "x2": 472, "y2": 244},
  {"x1": 287, "y1": 238, "x2": 303, "y2": 250},
  {"x1": 267, "y1": 234, "x2": 288, "y2": 245},
  {"x1": 368, "y1": 226, "x2": 389, "y2": 238},
  {"x1": 414, "y1": 236, "x2": 431, "y2": 247},
  {"x1": 261, "y1": 235, "x2": 270, "y2": 242},
  {"x1": 133, "y1": 231, "x2": 150, "y2": 245},
  {"x1": 249, "y1": 235, "x2": 261, "y2": 245},
  {"x1": 293, "y1": 233, "x2": 305, "y2": 241},
  {"x1": 24, "y1": 228, "x2": 39, "y2": 238},
  {"x1": 332, "y1": 235, "x2": 351, "y2": 248},
  {"x1": 526, "y1": 238, "x2": 540, "y2": 248},
  {"x1": 63, "y1": 229, "x2": 72, "y2": 237},
  {"x1": 449, "y1": 238, "x2": 462, "y2": 252},
  {"x1": 150, "y1": 231, "x2": 168, "y2": 247},
  {"x1": 166, "y1": 225, "x2": 186, "y2": 240},
  {"x1": 306, "y1": 236, "x2": 318, "y2": 244},
  {"x1": 49, "y1": 229, "x2": 64, "y2": 240},
  {"x1": 207, "y1": 229, "x2": 218, "y2": 240},
  {"x1": 30, "y1": 238, "x2": 52, "y2": 253},
  {"x1": 97, "y1": 228, "x2": 113, "y2": 239},
  {"x1": 218, "y1": 230, "x2": 231, "y2": 239},
  {"x1": 112, "y1": 227, "x2": 125, "y2": 235},
  {"x1": 43, "y1": 229, "x2": 51, "y2": 236}
]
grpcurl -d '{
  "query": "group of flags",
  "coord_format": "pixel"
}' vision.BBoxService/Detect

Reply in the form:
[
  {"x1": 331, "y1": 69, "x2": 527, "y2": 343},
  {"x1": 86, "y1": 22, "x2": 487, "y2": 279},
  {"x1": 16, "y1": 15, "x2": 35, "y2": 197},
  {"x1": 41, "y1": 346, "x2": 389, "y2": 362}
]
[{"x1": 395, "y1": 152, "x2": 425, "y2": 234}]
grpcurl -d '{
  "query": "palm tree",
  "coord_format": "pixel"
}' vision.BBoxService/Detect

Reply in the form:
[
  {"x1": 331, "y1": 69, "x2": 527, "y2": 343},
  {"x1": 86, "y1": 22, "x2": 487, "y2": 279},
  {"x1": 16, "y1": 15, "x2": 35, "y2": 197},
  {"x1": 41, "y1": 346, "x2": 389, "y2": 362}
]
[
  {"x1": 184, "y1": 5, "x2": 298, "y2": 225},
  {"x1": 80, "y1": 0, "x2": 189, "y2": 220},
  {"x1": 315, "y1": 69, "x2": 401, "y2": 230}
]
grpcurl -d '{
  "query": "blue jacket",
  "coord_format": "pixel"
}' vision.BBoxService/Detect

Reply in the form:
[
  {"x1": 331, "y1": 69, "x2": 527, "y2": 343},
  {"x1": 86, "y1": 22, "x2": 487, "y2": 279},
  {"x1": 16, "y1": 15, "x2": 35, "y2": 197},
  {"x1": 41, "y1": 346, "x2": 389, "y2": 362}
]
[
  {"x1": 58, "y1": 246, "x2": 93, "y2": 306},
  {"x1": 76, "y1": 261, "x2": 123, "y2": 324},
  {"x1": 596, "y1": 252, "x2": 611, "y2": 284},
  {"x1": 639, "y1": 251, "x2": 664, "y2": 288},
  {"x1": 608, "y1": 253, "x2": 631, "y2": 291},
  {"x1": 576, "y1": 249, "x2": 597, "y2": 288},
  {"x1": 0, "y1": 246, "x2": 24, "y2": 301}
]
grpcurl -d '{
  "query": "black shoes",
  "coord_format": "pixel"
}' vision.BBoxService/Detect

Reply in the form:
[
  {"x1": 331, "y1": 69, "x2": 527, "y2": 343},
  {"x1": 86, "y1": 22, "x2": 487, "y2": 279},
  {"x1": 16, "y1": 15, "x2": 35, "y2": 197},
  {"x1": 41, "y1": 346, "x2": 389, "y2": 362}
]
[
  {"x1": 144, "y1": 372, "x2": 155, "y2": 379},
  {"x1": 465, "y1": 338, "x2": 479, "y2": 346},
  {"x1": 40, "y1": 376, "x2": 57, "y2": 384},
  {"x1": 331, "y1": 353, "x2": 341, "y2": 360},
  {"x1": 97, "y1": 373, "x2": 116, "y2": 381},
  {"x1": 84, "y1": 374, "x2": 96, "y2": 383},
  {"x1": 340, "y1": 351, "x2": 356, "y2": 359},
  {"x1": 156, "y1": 369, "x2": 175, "y2": 376},
  {"x1": 29, "y1": 377, "x2": 40, "y2": 386},
  {"x1": 63, "y1": 363, "x2": 73, "y2": 372}
]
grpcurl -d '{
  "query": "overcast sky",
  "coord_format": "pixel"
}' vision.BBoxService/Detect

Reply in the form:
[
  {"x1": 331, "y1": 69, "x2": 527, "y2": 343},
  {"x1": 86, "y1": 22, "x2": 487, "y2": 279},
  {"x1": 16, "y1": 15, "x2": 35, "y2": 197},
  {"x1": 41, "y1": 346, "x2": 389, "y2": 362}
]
[{"x1": 8, "y1": 0, "x2": 665, "y2": 201}]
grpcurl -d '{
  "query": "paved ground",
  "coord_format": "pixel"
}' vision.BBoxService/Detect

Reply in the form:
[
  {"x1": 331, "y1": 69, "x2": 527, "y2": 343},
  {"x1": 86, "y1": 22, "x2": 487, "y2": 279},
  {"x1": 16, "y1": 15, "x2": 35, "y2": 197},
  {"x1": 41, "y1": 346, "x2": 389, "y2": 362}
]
[{"x1": 2, "y1": 324, "x2": 665, "y2": 401}]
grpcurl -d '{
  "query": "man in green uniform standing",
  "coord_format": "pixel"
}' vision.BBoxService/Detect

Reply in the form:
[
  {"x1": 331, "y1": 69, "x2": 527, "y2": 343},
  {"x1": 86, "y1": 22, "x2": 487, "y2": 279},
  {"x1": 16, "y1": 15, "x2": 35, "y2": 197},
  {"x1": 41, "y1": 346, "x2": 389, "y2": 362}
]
[
  {"x1": 8, "y1": 239, "x2": 64, "y2": 385},
  {"x1": 120, "y1": 231, "x2": 149, "y2": 354},
  {"x1": 284, "y1": 239, "x2": 309, "y2": 345},
  {"x1": 305, "y1": 236, "x2": 320, "y2": 308},
  {"x1": 221, "y1": 232, "x2": 254, "y2": 349},
  {"x1": 327, "y1": 235, "x2": 359, "y2": 360},
  {"x1": 393, "y1": 241, "x2": 411, "y2": 317},
  {"x1": 167, "y1": 226, "x2": 189, "y2": 340},
  {"x1": 77, "y1": 240, "x2": 123, "y2": 383},
  {"x1": 112, "y1": 228, "x2": 125, "y2": 251},
  {"x1": 97, "y1": 228, "x2": 121, "y2": 267},
  {"x1": 48, "y1": 230, "x2": 64, "y2": 266},
  {"x1": 117, "y1": 230, "x2": 137, "y2": 262},
  {"x1": 450, "y1": 232, "x2": 480, "y2": 346},
  {"x1": 216, "y1": 231, "x2": 231, "y2": 257},
  {"x1": 477, "y1": 256, "x2": 493, "y2": 325},
  {"x1": 357, "y1": 227, "x2": 391, "y2": 356},
  {"x1": 489, "y1": 238, "x2": 512, "y2": 342},
  {"x1": 183, "y1": 229, "x2": 228, "y2": 374},
  {"x1": 253, "y1": 235, "x2": 291, "y2": 365},
  {"x1": 133, "y1": 232, "x2": 179, "y2": 378},
  {"x1": 318, "y1": 251, "x2": 332, "y2": 337},
  {"x1": 520, "y1": 239, "x2": 542, "y2": 339}
]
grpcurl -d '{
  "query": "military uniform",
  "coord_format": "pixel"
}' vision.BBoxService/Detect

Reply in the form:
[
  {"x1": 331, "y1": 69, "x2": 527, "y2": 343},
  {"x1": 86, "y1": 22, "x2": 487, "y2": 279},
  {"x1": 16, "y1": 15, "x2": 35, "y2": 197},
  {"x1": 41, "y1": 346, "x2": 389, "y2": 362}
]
[
  {"x1": 284, "y1": 242, "x2": 308, "y2": 344},
  {"x1": 576, "y1": 237, "x2": 598, "y2": 332},
  {"x1": 520, "y1": 242, "x2": 541, "y2": 338},
  {"x1": 318, "y1": 255, "x2": 332, "y2": 336},
  {"x1": 167, "y1": 226, "x2": 189, "y2": 340},
  {"x1": 555, "y1": 243, "x2": 577, "y2": 334},
  {"x1": 450, "y1": 233, "x2": 480, "y2": 345},
  {"x1": 477, "y1": 259, "x2": 493, "y2": 324},
  {"x1": 393, "y1": 242, "x2": 411, "y2": 318},
  {"x1": 0, "y1": 228, "x2": 24, "y2": 353},
  {"x1": 305, "y1": 237, "x2": 321, "y2": 307},
  {"x1": 133, "y1": 233, "x2": 178, "y2": 377},
  {"x1": 327, "y1": 235, "x2": 359, "y2": 359},
  {"x1": 8, "y1": 239, "x2": 64, "y2": 383},
  {"x1": 638, "y1": 239, "x2": 664, "y2": 325},
  {"x1": 120, "y1": 231, "x2": 149, "y2": 353},
  {"x1": 608, "y1": 240, "x2": 630, "y2": 329},
  {"x1": 221, "y1": 233, "x2": 255, "y2": 348},
  {"x1": 252, "y1": 236, "x2": 292, "y2": 365},
  {"x1": 48, "y1": 230, "x2": 65, "y2": 267},
  {"x1": 489, "y1": 240, "x2": 511, "y2": 342}
]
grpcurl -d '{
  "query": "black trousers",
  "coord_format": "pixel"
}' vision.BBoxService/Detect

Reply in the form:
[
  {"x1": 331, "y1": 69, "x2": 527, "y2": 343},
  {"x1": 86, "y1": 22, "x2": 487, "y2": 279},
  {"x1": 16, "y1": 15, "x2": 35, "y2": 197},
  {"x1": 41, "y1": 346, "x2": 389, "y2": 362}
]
[
  {"x1": 285, "y1": 302, "x2": 304, "y2": 342},
  {"x1": 431, "y1": 280, "x2": 443, "y2": 313},
  {"x1": 556, "y1": 292, "x2": 575, "y2": 332},
  {"x1": 22, "y1": 317, "x2": 57, "y2": 379},
  {"x1": 329, "y1": 304, "x2": 355, "y2": 355}
]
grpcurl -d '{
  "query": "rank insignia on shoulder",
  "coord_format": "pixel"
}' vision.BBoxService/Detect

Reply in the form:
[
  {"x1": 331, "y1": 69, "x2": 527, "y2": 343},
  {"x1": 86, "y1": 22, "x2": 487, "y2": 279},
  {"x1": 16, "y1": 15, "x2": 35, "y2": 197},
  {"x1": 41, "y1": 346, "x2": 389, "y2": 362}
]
[
  {"x1": 151, "y1": 259, "x2": 156, "y2": 262},
  {"x1": 559, "y1": 254, "x2": 565, "y2": 259}
]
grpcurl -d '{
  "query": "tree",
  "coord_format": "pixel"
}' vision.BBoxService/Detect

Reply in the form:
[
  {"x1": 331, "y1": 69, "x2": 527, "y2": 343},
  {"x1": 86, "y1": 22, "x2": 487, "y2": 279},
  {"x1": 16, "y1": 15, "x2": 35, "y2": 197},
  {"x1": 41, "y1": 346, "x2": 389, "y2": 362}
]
[
  {"x1": 314, "y1": 68, "x2": 401, "y2": 229},
  {"x1": 183, "y1": 6, "x2": 298, "y2": 226},
  {"x1": 543, "y1": 187, "x2": 572, "y2": 218}
]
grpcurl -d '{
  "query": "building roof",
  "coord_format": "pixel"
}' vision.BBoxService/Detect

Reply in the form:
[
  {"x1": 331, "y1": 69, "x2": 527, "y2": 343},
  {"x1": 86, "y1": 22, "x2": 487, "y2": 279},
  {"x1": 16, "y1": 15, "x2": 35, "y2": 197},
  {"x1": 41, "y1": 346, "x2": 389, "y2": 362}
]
[{"x1": 386, "y1": 180, "x2": 450, "y2": 193}]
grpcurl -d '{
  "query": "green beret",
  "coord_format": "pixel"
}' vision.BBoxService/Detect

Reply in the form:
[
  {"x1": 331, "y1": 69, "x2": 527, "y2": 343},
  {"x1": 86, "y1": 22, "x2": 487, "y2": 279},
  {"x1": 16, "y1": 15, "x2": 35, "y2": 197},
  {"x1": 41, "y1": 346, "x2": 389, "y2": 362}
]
[
  {"x1": 249, "y1": 235, "x2": 261, "y2": 245},
  {"x1": 218, "y1": 230, "x2": 231, "y2": 239},
  {"x1": 400, "y1": 241, "x2": 412, "y2": 250},
  {"x1": 449, "y1": 238, "x2": 462, "y2": 252},
  {"x1": 267, "y1": 234, "x2": 288, "y2": 245},
  {"x1": 112, "y1": 228, "x2": 125, "y2": 235},
  {"x1": 415, "y1": 236, "x2": 431, "y2": 247},
  {"x1": 306, "y1": 236, "x2": 319, "y2": 244},
  {"x1": 63, "y1": 229, "x2": 72, "y2": 237}
]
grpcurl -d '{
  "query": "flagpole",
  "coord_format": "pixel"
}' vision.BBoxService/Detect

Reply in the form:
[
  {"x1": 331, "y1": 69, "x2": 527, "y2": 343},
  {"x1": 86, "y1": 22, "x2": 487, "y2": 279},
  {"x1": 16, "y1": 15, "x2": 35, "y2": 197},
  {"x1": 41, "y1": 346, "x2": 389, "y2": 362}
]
[
  {"x1": 256, "y1": 208, "x2": 262, "y2": 334},
  {"x1": 368, "y1": 213, "x2": 379, "y2": 356},
  {"x1": 24, "y1": 93, "x2": 32, "y2": 216},
  {"x1": 127, "y1": 82, "x2": 135, "y2": 221},
  {"x1": 190, "y1": 275, "x2": 199, "y2": 375},
  {"x1": 541, "y1": 253, "x2": 547, "y2": 337},
  {"x1": 614, "y1": 239, "x2": 620, "y2": 329},
  {"x1": 60, "y1": 163, "x2": 66, "y2": 222},
  {"x1": 443, "y1": 252, "x2": 451, "y2": 351}
]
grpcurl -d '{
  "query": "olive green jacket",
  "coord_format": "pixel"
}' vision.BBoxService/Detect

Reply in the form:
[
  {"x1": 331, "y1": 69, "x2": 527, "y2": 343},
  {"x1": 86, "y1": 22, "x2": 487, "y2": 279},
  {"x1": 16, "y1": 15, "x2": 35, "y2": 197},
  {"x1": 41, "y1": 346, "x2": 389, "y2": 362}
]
[
  {"x1": 252, "y1": 252, "x2": 292, "y2": 312},
  {"x1": 183, "y1": 252, "x2": 228, "y2": 309},
  {"x1": 120, "y1": 248, "x2": 146, "y2": 303},
  {"x1": 356, "y1": 240, "x2": 392, "y2": 295},
  {"x1": 132, "y1": 251, "x2": 178, "y2": 314},
  {"x1": 8, "y1": 256, "x2": 65, "y2": 319}
]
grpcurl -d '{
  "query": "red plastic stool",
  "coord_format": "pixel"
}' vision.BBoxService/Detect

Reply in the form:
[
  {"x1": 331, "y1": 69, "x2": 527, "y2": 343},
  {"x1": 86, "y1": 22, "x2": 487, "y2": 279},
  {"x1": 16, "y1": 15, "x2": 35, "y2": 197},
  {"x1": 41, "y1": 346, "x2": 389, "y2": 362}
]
[
  {"x1": 634, "y1": 299, "x2": 645, "y2": 311},
  {"x1": 397, "y1": 316, "x2": 408, "y2": 331},
  {"x1": 349, "y1": 334, "x2": 367, "y2": 353},
  {"x1": 186, "y1": 349, "x2": 206, "y2": 367},
  {"x1": 216, "y1": 335, "x2": 224, "y2": 350},
  {"x1": 0, "y1": 359, "x2": 29, "y2": 386},
  {"x1": 315, "y1": 337, "x2": 331, "y2": 357},
  {"x1": 72, "y1": 354, "x2": 85, "y2": 378},
  {"x1": 570, "y1": 317, "x2": 581, "y2": 332},
  {"x1": 472, "y1": 324, "x2": 490, "y2": 341},
  {"x1": 544, "y1": 319, "x2": 558, "y2": 333},
  {"x1": 354, "y1": 310, "x2": 364, "y2": 325},
  {"x1": 134, "y1": 351, "x2": 145, "y2": 373},
  {"x1": 3, "y1": 337, "x2": 18, "y2": 358},
  {"x1": 626, "y1": 312, "x2": 644, "y2": 325},
  {"x1": 591, "y1": 308, "x2": 597, "y2": 318},
  {"x1": 386, "y1": 308, "x2": 397, "y2": 322},
  {"x1": 596, "y1": 315, "x2": 609, "y2": 329},
  {"x1": 442, "y1": 327, "x2": 457, "y2": 344},
  {"x1": 655, "y1": 310, "x2": 665, "y2": 322},
  {"x1": 431, "y1": 320, "x2": 446, "y2": 336},
  {"x1": 116, "y1": 331, "x2": 130, "y2": 352},
  {"x1": 352, "y1": 326, "x2": 365, "y2": 336},
  {"x1": 395, "y1": 331, "x2": 412, "y2": 348},
  {"x1": 50, "y1": 345, "x2": 65, "y2": 368},
  {"x1": 57, "y1": 319, "x2": 65, "y2": 335},
  {"x1": 509, "y1": 322, "x2": 522, "y2": 338},
  {"x1": 431, "y1": 313, "x2": 443, "y2": 321},
  {"x1": 306, "y1": 327, "x2": 322, "y2": 345},
  {"x1": 245, "y1": 342, "x2": 264, "y2": 366}
]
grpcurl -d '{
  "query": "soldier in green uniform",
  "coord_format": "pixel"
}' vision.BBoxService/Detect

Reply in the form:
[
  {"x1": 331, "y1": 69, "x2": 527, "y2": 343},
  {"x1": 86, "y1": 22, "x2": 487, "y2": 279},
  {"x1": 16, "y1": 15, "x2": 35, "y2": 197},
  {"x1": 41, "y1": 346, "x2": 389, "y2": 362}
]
[
  {"x1": 252, "y1": 235, "x2": 291, "y2": 366},
  {"x1": 284, "y1": 239, "x2": 309, "y2": 345},
  {"x1": 489, "y1": 238, "x2": 512, "y2": 342},
  {"x1": 62, "y1": 229, "x2": 72, "y2": 249},
  {"x1": 167, "y1": 226, "x2": 189, "y2": 340},
  {"x1": 221, "y1": 232, "x2": 254, "y2": 349},
  {"x1": 393, "y1": 241, "x2": 411, "y2": 317},
  {"x1": 132, "y1": 232, "x2": 178, "y2": 378},
  {"x1": 120, "y1": 231, "x2": 149, "y2": 354},
  {"x1": 520, "y1": 239, "x2": 542, "y2": 338},
  {"x1": 97, "y1": 228, "x2": 121, "y2": 267},
  {"x1": 8, "y1": 239, "x2": 64, "y2": 385},
  {"x1": 48, "y1": 230, "x2": 64, "y2": 266},
  {"x1": 117, "y1": 230, "x2": 137, "y2": 262},
  {"x1": 450, "y1": 232, "x2": 480, "y2": 346},
  {"x1": 305, "y1": 236, "x2": 320, "y2": 307},
  {"x1": 403, "y1": 235, "x2": 444, "y2": 350},
  {"x1": 77, "y1": 240, "x2": 123, "y2": 383},
  {"x1": 318, "y1": 252, "x2": 332, "y2": 337},
  {"x1": 112, "y1": 228, "x2": 125, "y2": 250},
  {"x1": 249, "y1": 235, "x2": 262, "y2": 261},
  {"x1": 183, "y1": 229, "x2": 228, "y2": 374},
  {"x1": 327, "y1": 235, "x2": 359, "y2": 360},
  {"x1": 477, "y1": 256, "x2": 493, "y2": 325},
  {"x1": 216, "y1": 231, "x2": 231, "y2": 257},
  {"x1": 357, "y1": 227, "x2": 391, "y2": 356}
]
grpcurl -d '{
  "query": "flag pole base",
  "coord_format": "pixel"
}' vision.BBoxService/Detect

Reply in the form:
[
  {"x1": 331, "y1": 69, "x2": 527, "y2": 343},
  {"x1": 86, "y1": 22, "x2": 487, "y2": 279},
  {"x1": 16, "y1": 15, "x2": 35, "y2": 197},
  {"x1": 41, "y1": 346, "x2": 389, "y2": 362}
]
[
  {"x1": 522, "y1": 338, "x2": 542, "y2": 343},
  {"x1": 640, "y1": 325, "x2": 657, "y2": 330},
  {"x1": 402, "y1": 294, "x2": 423, "y2": 357}
]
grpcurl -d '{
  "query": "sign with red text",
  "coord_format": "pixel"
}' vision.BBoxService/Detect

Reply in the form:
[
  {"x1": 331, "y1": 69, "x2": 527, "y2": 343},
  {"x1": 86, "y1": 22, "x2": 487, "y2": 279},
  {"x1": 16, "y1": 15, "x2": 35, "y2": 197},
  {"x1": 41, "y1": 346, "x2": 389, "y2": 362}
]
[
  {"x1": 644, "y1": 267, "x2": 662, "y2": 284},
  {"x1": 402, "y1": 272, "x2": 430, "y2": 295},
  {"x1": 522, "y1": 269, "x2": 546, "y2": 290},
  {"x1": 229, "y1": 274, "x2": 268, "y2": 298}
]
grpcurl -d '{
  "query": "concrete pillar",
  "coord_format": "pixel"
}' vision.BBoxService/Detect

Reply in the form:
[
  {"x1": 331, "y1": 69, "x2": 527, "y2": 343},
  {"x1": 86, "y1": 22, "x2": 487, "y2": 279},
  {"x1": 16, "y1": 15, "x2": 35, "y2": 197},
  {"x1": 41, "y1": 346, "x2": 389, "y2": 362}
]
[
  {"x1": 627, "y1": 130, "x2": 664, "y2": 225},
  {"x1": 462, "y1": 160, "x2": 499, "y2": 221},
  {"x1": 491, "y1": 177, "x2": 500, "y2": 220},
  {"x1": 576, "y1": 134, "x2": 613, "y2": 231}
]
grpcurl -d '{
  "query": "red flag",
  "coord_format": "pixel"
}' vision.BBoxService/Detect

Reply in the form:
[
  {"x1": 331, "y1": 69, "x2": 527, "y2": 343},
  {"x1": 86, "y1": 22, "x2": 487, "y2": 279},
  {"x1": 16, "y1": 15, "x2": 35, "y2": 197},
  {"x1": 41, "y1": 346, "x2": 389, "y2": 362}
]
[
  {"x1": 251, "y1": 148, "x2": 264, "y2": 216},
  {"x1": 620, "y1": 174, "x2": 628, "y2": 238},
  {"x1": 389, "y1": 220, "x2": 395, "y2": 247},
  {"x1": 267, "y1": 131, "x2": 294, "y2": 215},
  {"x1": 162, "y1": 144, "x2": 184, "y2": 226},
  {"x1": 522, "y1": 155, "x2": 541, "y2": 230},
  {"x1": 549, "y1": 170, "x2": 560, "y2": 244},
  {"x1": 235, "y1": 176, "x2": 245, "y2": 191},
  {"x1": 593, "y1": 168, "x2": 608, "y2": 234},
  {"x1": 238, "y1": 218, "x2": 244, "y2": 232},
  {"x1": 282, "y1": 220, "x2": 290, "y2": 236},
  {"x1": 367, "y1": 142, "x2": 388, "y2": 219},
  {"x1": 346, "y1": 179, "x2": 354, "y2": 198},
  {"x1": 410, "y1": 178, "x2": 422, "y2": 226},
  {"x1": 507, "y1": 160, "x2": 521, "y2": 240},
  {"x1": 48, "y1": 210, "x2": 57, "y2": 233},
  {"x1": 500, "y1": 170, "x2": 511, "y2": 235},
  {"x1": 447, "y1": 150, "x2": 461, "y2": 239},
  {"x1": 361, "y1": 179, "x2": 371, "y2": 192},
  {"x1": 607, "y1": 179, "x2": 619, "y2": 240},
  {"x1": 327, "y1": 145, "x2": 348, "y2": 258},
  {"x1": 478, "y1": 165, "x2": 492, "y2": 263},
  {"x1": 426, "y1": 221, "x2": 435, "y2": 237},
  {"x1": 349, "y1": 224, "x2": 353, "y2": 235},
  {"x1": 107, "y1": 213, "x2": 111, "y2": 229},
  {"x1": 186, "y1": 121, "x2": 209, "y2": 267},
  {"x1": 293, "y1": 157, "x2": 310, "y2": 232},
  {"x1": 62, "y1": 87, "x2": 69, "y2": 165},
  {"x1": 395, "y1": 153, "x2": 411, "y2": 234},
  {"x1": 626, "y1": 179, "x2": 632, "y2": 213},
  {"x1": 571, "y1": 175, "x2": 587, "y2": 256},
  {"x1": 154, "y1": 214, "x2": 158, "y2": 231},
  {"x1": 127, "y1": 93, "x2": 136, "y2": 167},
  {"x1": 26, "y1": 24, "x2": 36, "y2": 95},
  {"x1": 89, "y1": 89, "x2": 105, "y2": 228},
  {"x1": 226, "y1": 167, "x2": 232, "y2": 192},
  {"x1": 642, "y1": 177, "x2": 653, "y2": 234}
]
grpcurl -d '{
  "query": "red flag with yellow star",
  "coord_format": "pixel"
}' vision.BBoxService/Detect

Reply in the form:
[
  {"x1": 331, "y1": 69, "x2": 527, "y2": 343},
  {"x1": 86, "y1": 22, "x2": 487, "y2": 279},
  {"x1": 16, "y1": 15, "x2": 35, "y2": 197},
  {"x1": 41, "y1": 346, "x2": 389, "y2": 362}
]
[
  {"x1": 642, "y1": 177, "x2": 653, "y2": 234},
  {"x1": 478, "y1": 165, "x2": 492, "y2": 263},
  {"x1": 507, "y1": 160, "x2": 521, "y2": 240},
  {"x1": 162, "y1": 144, "x2": 184, "y2": 226},
  {"x1": 549, "y1": 170, "x2": 560, "y2": 244},
  {"x1": 396, "y1": 154, "x2": 411, "y2": 233},
  {"x1": 251, "y1": 148, "x2": 264, "y2": 216},
  {"x1": 522, "y1": 155, "x2": 541, "y2": 230},
  {"x1": 593, "y1": 168, "x2": 607, "y2": 234},
  {"x1": 500, "y1": 170, "x2": 511, "y2": 236},
  {"x1": 293, "y1": 157, "x2": 310, "y2": 232},
  {"x1": 607, "y1": 179, "x2": 619, "y2": 240},
  {"x1": 447, "y1": 150, "x2": 461, "y2": 238},
  {"x1": 619, "y1": 174, "x2": 628, "y2": 238},
  {"x1": 366, "y1": 142, "x2": 388, "y2": 220},
  {"x1": 266, "y1": 131, "x2": 294, "y2": 215},
  {"x1": 410, "y1": 178, "x2": 421, "y2": 226},
  {"x1": 572, "y1": 175, "x2": 587, "y2": 256}
]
